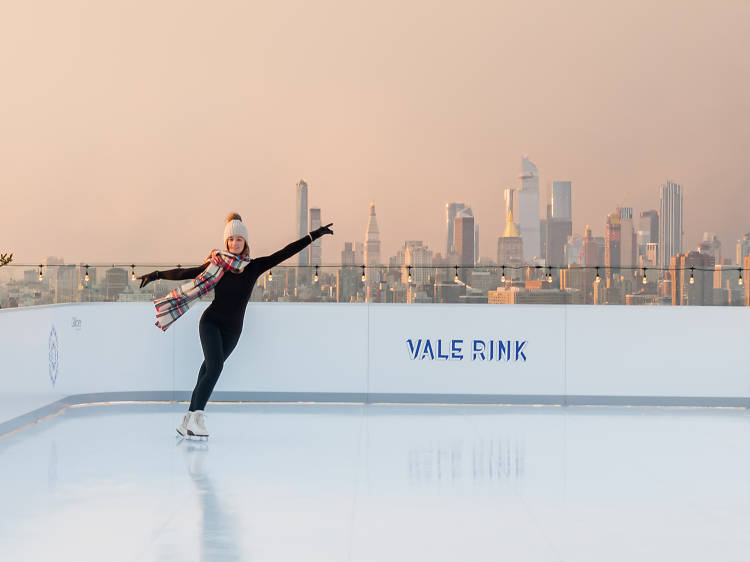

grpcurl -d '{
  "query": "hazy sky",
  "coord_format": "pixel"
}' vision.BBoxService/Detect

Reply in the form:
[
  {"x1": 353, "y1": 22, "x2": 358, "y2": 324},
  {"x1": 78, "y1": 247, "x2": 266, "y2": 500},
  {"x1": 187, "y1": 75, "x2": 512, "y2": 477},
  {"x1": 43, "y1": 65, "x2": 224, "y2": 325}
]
[{"x1": 1, "y1": 0, "x2": 749, "y2": 267}]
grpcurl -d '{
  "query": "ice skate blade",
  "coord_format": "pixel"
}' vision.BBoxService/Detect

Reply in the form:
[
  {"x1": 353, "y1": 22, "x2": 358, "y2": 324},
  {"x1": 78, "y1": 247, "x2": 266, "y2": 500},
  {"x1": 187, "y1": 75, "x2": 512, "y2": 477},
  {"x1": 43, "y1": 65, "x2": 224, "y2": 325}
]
[{"x1": 186, "y1": 432, "x2": 208, "y2": 441}]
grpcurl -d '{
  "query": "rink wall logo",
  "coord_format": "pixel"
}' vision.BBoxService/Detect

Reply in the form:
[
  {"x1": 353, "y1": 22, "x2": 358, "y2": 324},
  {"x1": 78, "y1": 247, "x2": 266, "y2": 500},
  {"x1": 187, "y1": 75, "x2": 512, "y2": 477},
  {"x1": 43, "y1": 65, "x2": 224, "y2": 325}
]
[
  {"x1": 405, "y1": 339, "x2": 527, "y2": 362},
  {"x1": 48, "y1": 325, "x2": 59, "y2": 387}
]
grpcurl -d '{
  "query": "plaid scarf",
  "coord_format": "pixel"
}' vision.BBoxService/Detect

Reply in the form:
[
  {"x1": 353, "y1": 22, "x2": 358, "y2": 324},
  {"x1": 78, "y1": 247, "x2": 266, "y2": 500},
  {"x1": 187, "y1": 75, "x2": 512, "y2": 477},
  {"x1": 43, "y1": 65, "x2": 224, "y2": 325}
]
[{"x1": 153, "y1": 250, "x2": 252, "y2": 332}]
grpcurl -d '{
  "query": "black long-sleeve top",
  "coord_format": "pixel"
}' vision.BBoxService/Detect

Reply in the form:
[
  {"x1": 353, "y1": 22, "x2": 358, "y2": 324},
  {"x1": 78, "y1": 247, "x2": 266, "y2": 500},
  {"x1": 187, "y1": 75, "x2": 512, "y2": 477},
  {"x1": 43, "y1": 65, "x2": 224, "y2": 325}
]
[{"x1": 158, "y1": 234, "x2": 315, "y2": 333}]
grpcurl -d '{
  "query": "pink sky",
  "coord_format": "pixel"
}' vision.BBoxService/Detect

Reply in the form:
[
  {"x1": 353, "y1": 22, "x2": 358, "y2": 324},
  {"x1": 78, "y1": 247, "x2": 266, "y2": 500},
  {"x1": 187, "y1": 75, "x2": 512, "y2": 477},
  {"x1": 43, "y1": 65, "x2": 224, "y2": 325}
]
[{"x1": 1, "y1": 1, "x2": 748, "y2": 266}]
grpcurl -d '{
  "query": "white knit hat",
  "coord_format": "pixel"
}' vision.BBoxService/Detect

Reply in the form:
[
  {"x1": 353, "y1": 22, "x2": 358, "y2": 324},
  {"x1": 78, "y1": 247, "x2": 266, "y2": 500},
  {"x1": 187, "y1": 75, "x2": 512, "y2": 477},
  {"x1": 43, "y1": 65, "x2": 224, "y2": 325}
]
[{"x1": 224, "y1": 219, "x2": 248, "y2": 245}]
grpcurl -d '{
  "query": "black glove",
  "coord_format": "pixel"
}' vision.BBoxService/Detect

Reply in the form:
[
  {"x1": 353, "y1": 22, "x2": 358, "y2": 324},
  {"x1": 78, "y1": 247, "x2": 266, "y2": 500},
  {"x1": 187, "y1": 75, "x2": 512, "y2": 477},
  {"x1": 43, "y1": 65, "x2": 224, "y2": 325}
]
[
  {"x1": 136, "y1": 271, "x2": 159, "y2": 289},
  {"x1": 311, "y1": 223, "x2": 334, "y2": 240}
]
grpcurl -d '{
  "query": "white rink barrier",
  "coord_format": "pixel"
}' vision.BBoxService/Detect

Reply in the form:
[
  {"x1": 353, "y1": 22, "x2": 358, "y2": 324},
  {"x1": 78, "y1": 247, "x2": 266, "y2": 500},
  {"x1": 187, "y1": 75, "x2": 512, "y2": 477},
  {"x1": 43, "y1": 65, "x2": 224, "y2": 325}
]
[{"x1": 1, "y1": 302, "x2": 749, "y2": 432}]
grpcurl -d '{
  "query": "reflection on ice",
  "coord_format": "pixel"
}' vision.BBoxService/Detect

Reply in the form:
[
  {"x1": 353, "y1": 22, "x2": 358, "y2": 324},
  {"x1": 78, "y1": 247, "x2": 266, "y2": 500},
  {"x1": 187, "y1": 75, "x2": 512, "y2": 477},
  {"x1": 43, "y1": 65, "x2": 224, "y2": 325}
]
[
  {"x1": 407, "y1": 438, "x2": 525, "y2": 486},
  {"x1": 177, "y1": 439, "x2": 242, "y2": 562}
]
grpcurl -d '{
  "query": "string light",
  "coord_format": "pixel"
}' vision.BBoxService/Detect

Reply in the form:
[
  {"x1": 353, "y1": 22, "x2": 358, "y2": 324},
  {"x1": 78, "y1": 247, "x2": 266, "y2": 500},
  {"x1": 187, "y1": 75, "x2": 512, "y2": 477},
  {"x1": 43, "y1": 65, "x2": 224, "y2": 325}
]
[
  {"x1": 268, "y1": 270, "x2": 272, "y2": 281},
  {"x1": 689, "y1": 266, "x2": 695, "y2": 285},
  {"x1": 500, "y1": 266, "x2": 505, "y2": 283},
  {"x1": 130, "y1": 264, "x2": 136, "y2": 281},
  {"x1": 595, "y1": 267, "x2": 601, "y2": 284},
  {"x1": 739, "y1": 269, "x2": 744, "y2": 286},
  {"x1": 361, "y1": 265, "x2": 366, "y2": 282},
  {"x1": 642, "y1": 268, "x2": 647, "y2": 285},
  {"x1": 407, "y1": 265, "x2": 412, "y2": 283},
  {"x1": 454, "y1": 266, "x2": 459, "y2": 283},
  {"x1": 313, "y1": 266, "x2": 319, "y2": 283},
  {"x1": 546, "y1": 268, "x2": 553, "y2": 283},
  {"x1": 38, "y1": 264, "x2": 43, "y2": 281},
  {"x1": 84, "y1": 265, "x2": 89, "y2": 285}
]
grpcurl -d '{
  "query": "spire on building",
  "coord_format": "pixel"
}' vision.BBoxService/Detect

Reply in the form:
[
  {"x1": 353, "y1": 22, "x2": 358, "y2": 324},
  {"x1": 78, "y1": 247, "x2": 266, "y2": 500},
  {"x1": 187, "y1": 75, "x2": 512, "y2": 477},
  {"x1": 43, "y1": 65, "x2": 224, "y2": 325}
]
[
  {"x1": 364, "y1": 201, "x2": 381, "y2": 268},
  {"x1": 503, "y1": 207, "x2": 520, "y2": 238}
]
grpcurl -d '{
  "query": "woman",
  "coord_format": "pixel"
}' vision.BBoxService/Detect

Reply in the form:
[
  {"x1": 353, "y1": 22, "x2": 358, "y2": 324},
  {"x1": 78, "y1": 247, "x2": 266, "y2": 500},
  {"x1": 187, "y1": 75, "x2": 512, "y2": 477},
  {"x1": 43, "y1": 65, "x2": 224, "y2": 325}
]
[{"x1": 138, "y1": 212, "x2": 333, "y2": 439}]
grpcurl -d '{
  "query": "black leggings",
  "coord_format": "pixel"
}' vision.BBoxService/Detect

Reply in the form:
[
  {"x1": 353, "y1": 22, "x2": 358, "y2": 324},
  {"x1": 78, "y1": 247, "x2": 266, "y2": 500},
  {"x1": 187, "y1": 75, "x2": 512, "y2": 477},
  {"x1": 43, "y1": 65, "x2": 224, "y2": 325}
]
[{"x1": 189, "y1": 319, "x2": 242, "y2": 411}]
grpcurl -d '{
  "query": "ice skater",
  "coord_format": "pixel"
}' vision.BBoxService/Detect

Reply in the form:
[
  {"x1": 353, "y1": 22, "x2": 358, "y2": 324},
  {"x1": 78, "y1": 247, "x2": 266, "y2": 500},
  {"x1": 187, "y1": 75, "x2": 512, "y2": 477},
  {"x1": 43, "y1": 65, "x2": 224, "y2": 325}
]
[{"x1": 137, "y1": 212, "x2": 333, "y2": 439}]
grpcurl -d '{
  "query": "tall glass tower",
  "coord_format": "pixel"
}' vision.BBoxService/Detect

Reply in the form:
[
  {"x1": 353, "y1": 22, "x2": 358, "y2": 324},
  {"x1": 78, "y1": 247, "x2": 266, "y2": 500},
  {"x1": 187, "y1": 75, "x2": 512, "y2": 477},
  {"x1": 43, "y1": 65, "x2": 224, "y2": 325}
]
[
  {"x1": 296, "y1": 179, "x2": 309, "y2": 261},
  {"x1": 445, "y1": 202, "x2": 466, "y2": 257},
  {"x1": 296, "y1": 179, "x2": 309, "y2": 280},
  {"x1": 517, "y1": 156, "x2": 540, "y2": 262},
  {"x1": 658, "y1": 180, "x2": 683, "y2": 268},
  {"x1": 309, "y1": 208, "x2": 322, "y2": 267}
]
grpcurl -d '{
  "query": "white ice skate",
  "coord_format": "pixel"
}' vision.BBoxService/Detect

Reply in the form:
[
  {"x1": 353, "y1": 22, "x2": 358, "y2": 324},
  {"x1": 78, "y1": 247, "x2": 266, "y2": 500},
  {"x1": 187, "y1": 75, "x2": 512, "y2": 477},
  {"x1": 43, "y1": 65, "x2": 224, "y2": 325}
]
[
  {"x1": 185, "y1": 410, "x2": 209, "y2": 440},
  {"x1": 176, "y1": 411, "x2": 192, "y2": 438}
]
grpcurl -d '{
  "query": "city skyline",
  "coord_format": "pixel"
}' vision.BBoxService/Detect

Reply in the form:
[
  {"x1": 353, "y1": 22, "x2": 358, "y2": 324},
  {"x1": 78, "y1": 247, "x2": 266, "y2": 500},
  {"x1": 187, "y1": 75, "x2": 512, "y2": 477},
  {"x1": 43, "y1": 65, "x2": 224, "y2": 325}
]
[
  {"x1": 1, "y1": 2, "x2": 749, "y2": 265},
  {"x1": 3, "y1": 171, "x2": 748, "y2": 270}
]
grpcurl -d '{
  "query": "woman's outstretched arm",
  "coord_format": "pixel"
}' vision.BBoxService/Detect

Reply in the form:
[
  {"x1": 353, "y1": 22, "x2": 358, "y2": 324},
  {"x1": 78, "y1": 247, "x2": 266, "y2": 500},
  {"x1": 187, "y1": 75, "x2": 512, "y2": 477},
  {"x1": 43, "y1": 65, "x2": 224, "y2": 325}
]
[
  {"x1": 137, "y1": 263, "x2": 207, "y2": 288},
  {"x1": 253, "y1": 223, "x2": 334, "y2": 273},
  {"x1": 158, "y1": 265, "x2": 206, "y2": 280}
]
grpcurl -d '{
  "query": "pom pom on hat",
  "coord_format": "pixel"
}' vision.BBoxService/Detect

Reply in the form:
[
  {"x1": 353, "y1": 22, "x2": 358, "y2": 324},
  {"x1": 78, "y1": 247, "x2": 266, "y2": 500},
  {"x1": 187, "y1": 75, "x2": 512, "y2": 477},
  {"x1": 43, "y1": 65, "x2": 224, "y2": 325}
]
[{"x1": 224, "y1": 212, "x2": 248, "y2": 244}]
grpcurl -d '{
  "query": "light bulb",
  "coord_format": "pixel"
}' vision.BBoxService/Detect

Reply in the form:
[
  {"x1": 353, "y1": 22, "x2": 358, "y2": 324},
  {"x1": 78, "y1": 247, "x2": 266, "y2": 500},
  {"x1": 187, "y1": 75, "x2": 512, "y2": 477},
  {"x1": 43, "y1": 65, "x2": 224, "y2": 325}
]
[
  {"x1": 642, "y1": 270, "x2": 647, "y2": 284},
  {"x1": 313, "y1": 266, "x2": 319, "y2": 283},
  {"x1": 595, "y1": 268, "x2": 601, "y2": 284},
  {"x1": 689, "y1": 267, "x2": 695, "y2": 284},
  {"x1": 739, "y1": 270, "x2": 744, "y2": 285},
  {"x1": 268, "y1": 270, "x2": 273, "y2": 281}
]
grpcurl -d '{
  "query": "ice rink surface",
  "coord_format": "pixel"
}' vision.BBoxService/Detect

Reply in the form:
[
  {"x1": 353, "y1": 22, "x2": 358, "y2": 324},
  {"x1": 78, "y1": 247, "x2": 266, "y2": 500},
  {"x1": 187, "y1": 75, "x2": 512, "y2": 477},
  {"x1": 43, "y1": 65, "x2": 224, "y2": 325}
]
[{"x1": 2, "y1": 402, "x2": 750, "y2": 562}]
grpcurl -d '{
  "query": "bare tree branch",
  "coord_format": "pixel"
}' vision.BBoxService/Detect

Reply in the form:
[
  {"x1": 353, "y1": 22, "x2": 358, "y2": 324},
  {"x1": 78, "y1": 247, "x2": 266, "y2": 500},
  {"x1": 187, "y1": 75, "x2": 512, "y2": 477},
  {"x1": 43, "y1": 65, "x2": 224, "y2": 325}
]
[{"x1": 0, "y1": 252, "x2": 14, "y2": 267}]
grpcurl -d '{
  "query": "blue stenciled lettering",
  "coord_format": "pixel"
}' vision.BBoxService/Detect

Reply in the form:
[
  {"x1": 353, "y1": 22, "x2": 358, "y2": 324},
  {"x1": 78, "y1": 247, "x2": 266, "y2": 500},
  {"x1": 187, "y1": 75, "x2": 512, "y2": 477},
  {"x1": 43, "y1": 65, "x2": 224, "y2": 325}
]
[
  {"x1": 420, "y1": 339, "x2": 435, "y2": 360},
  {"x1": 451, "y1": 339, "x2": 464, "y2": 360},
  {"x1": 515, "y1": 341, "x2": 527, "y2": 361},
  {"x1": 406, "y1": 339, "x2": 422, "y2": 360},
  {"x1": 497, "y1": 340, "x2": 511, "y2": 361},
  {"x1": 437, "y1": 339, "x2": 450, "y2": 360},
  {"x1": 407, "y1": 338, "x2": 527, "y2": 362},
  {"x1": 472, "y1": 339, "x2": 486, "y2": 360}
]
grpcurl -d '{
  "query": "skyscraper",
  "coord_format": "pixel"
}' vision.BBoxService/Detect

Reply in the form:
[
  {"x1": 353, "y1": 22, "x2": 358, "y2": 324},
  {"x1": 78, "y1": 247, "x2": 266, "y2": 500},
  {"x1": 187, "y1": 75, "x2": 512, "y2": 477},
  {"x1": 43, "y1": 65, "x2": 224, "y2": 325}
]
[
  {"x1": 658, "y1": 180, "x2": 683, "y2": 268},
  {"x1": 639, "y1": 210, "x2": 659, "y2": 245},
  {"x1": 309, "y1": 208, "x2": 322, "y2": 267},
  {"x1": 564, "y1": 236, "x2": 583, "y2": 265},
  {"x1": 698, "y1": 232, "x2": 721, "y2": 264},
  {"x1": 497, "y1": 207, "x2": 524, "y2": 280},
  {"x1": 296, "y1": 179, "x2": 310, "y2": 282},
  {"x1": 473, "y1": 224, "x2": 479, "y2": 266},
  {"x1": 582, "y1": 225, "x2": 598, "y2": 267},
  {"x1": 401, "y1": 241, "x2": 433, "y2": 286},
  {"x1": 551, "y1": 181, "x2": 572, "y2": 220},
  {"x1": 341, "y1": 242, "x2": 356, "y2": 265},
  {"x1": 503, "y1": 188, "x2": 518, "y2": 233},
  {"x1": 544, "y1": 180, "x2": 573, "y2": 267},
  {"x1": 737, "y1": 233, "x2": 750, "y2": 266},
  {"x1": 454, "y1": 209, "x2": 474, "y2": 283},
  {"x1": 619, "y1": 206, "x2": 636, "y2": 269},
  {"x1": 445, "y1": 202, "x2": 467, "y2": 257},
  {"x1": 545, "y1": 218, "x2": 573, "y2": 267},
  {"x1": 517, "y1": 156, "x2": 540, "y2": 262},
  {"x1": 364, "y1": 201, "x2": 381, "y2": 273},
  {"x1": 604, "y1": 212, "x2": 621, "y2": 274},
  {"x1": 670, "y1": 251, "x2": 714, "y2": 306}
]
